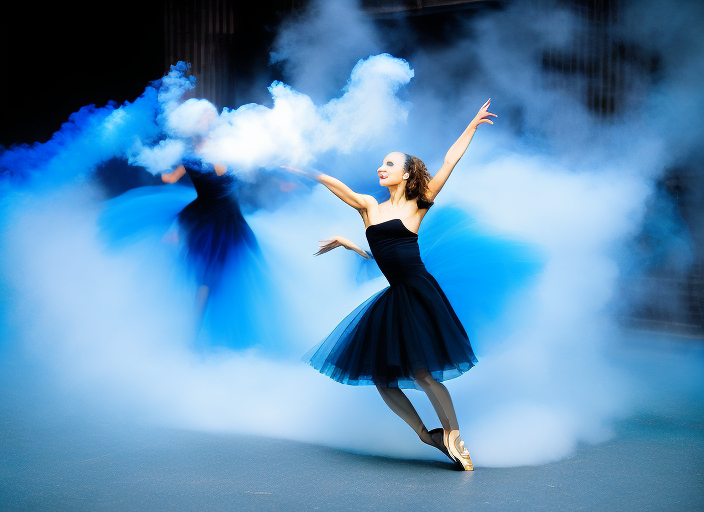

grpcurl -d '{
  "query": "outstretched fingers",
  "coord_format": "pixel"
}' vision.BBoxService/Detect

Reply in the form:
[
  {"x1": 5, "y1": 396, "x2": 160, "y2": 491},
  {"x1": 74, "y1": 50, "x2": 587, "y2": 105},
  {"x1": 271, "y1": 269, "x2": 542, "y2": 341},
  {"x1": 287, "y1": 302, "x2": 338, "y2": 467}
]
[
  {"x1": 477, "y1": 98, "x2": 498, "y2": 124},
  {"x1": 314, "y1": 239, "x2": 342, "y2": 256},
  {"x1": 471, "y1": 99, "x2": 498, "y2": 127},
  {"x1": 280, "y1": 165, "x2": 305, "y2": 175}
]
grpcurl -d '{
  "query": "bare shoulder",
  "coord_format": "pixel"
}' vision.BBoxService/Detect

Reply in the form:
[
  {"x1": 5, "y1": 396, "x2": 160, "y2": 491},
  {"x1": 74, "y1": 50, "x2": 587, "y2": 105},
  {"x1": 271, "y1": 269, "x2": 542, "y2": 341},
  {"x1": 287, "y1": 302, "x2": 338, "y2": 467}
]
[{"x1": 357, "y1": 194, "x2": 378, "y2": 211}]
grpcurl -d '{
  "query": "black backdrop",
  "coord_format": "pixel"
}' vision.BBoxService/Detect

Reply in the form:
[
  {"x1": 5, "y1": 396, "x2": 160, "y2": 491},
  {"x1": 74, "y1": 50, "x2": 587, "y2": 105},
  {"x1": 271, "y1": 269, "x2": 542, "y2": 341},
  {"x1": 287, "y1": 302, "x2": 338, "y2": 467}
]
[
  {"x1": 1, "y1": 2, "x2": 165, "y2": 146},
  {"x1": 0, "y1": 2, "x2": 294, "y2": 147}
]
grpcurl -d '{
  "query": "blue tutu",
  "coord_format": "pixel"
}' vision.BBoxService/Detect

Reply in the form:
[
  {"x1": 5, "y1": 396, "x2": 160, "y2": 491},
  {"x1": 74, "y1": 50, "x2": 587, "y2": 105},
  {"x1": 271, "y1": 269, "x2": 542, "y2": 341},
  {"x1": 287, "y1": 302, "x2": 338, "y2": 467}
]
[
  {"x1": 418, "y1": 206, "x2": 545, "y2": 354},
  {"x1": 98, "y1": 161, "x2": 277, "y2": 351}
]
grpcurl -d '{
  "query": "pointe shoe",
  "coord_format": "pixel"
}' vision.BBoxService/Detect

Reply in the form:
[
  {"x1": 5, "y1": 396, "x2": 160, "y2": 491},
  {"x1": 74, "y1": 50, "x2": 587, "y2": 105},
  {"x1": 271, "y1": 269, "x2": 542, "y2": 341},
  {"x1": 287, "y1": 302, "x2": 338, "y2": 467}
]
[
  {"x1": 427, "y1": 428, "x2": 454, "y2": 462},
  {"x1": 444, "y1": 429, "x2": 474, "y2": 471}
]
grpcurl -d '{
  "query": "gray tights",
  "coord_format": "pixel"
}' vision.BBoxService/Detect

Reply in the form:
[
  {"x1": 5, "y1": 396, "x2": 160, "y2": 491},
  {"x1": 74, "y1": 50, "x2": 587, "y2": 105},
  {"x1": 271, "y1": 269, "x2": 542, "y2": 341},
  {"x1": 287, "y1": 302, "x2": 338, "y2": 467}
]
[{"x1": 376, "y1": 370, "x2": 460, "y2": 443}]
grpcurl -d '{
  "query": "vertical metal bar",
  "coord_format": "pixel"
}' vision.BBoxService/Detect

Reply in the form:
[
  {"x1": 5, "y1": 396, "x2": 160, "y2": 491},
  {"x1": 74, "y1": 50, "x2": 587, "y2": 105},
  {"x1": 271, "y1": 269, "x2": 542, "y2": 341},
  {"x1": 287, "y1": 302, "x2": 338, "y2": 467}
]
[
  {"x1": 164, "y1": 0, "x2": 170, "y2": 71},
  {"x1": 208, "y1": 0, "x2": 214, "y2": 102},
  {"x1": 215, "y1": 0, "x2": 220, "y2": 35},
  {"x1": 176, "y1": 5, "x2": 181, "y2": 69},
  {"x1": 201, "y1": 0, "x2": 206, "y2": 80},
  {"x1": 614, "y1": 0, "x2": 620, "y2": 114},
  {"x1": 230, "y1": 1, "x2": 237, "y2": 107},
  {"x1": 190, "y1": 0, "x2": 200, "y2": 77}
]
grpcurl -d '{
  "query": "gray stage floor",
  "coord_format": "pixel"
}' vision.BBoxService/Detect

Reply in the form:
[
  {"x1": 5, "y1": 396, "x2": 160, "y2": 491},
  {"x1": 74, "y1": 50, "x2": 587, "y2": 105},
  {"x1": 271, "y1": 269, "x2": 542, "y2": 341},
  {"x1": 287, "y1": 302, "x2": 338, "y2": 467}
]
[
  {"x1": 1, "y1": 337, "x2": 703, "y2": 511},
  {"x1": 2, "y1": 415, "x2": 703, "y2": 511}
]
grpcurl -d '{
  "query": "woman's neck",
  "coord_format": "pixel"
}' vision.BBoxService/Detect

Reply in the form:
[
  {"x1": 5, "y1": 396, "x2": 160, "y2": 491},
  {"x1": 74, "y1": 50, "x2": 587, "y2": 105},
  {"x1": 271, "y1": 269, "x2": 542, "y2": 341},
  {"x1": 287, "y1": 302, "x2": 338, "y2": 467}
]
[{"x1": 385, "y1": 183, "x2": 407, "y2": 208}]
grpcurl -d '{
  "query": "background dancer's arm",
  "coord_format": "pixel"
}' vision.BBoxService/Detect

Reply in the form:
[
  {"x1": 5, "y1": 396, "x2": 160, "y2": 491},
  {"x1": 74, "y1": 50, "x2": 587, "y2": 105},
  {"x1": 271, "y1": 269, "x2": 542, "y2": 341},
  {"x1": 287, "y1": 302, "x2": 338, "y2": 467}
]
[
  {"x1": 162, "y1": 163, "x2": 226, "y2": 182},
  {"x1": 427, "y1": 99, "x2": 496, "y2": 200},
  {"x1": 161, "y1": 164, "x2": 186, "y2": 183},
  {"x1": 315, "y1": 236, "x2": 372, "y2": 258},
  {"x1": 281, "y1": 166, "x2": 372, "y2": 211}
]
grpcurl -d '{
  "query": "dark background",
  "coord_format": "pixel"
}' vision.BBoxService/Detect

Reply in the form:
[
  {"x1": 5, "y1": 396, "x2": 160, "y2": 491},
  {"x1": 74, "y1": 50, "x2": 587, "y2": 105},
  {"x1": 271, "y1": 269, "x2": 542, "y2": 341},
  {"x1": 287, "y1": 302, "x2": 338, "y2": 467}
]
[
  {"x1": 0, "y1": 2, "x2": 294, "y2": 147},
  {"x1": 0, "y1": 0, "x2": 500, "y2": 148},
  {"x1": 1, "y1": 3, "x2": 164, "y2": 146}
]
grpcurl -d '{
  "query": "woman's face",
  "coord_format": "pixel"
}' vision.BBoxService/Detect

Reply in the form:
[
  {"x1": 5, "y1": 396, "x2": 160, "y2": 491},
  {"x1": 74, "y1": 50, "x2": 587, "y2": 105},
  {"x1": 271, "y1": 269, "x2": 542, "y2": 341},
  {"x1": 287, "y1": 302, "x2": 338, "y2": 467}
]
[
  {"x1": 197, "y1": 109, "x2": 217, "y2": 131},
  {"x1": 190, "y1": 110, "x2": 217, "y2": 148},
  {"x1": 377, "y1": 152, "x2": 407, "y2": 187}
]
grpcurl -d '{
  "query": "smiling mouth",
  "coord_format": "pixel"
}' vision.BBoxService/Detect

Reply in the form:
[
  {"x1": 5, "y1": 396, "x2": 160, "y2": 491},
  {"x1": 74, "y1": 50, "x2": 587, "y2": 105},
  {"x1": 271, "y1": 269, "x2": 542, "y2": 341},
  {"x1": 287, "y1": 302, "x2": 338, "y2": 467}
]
[{"x1": 378, "y1": 172, "x2": 388, "y2": 179}]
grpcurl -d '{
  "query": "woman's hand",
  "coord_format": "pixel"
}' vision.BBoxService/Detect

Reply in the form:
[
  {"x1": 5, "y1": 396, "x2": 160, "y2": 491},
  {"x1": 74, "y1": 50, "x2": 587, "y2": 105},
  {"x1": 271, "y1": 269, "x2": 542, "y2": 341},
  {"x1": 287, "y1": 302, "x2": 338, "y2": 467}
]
[
  {"x1": 426, "y1": 98, "x2": 497, "y2": 201},
  {"x1": 468, "y1": 98, "x2": 497, "y2": 130},
  {"x1": 315, "y1": 238, "x2": 344, "y2": 256},
  {"x1": 315, "y1": 236, "x2": 372, "y2": 259},
  {"x1": 280, "y1": 165, "x2": 304, "y2": 175},
  {"x1": 280, "y1": 165, "x2": 321, "y2": 179}
]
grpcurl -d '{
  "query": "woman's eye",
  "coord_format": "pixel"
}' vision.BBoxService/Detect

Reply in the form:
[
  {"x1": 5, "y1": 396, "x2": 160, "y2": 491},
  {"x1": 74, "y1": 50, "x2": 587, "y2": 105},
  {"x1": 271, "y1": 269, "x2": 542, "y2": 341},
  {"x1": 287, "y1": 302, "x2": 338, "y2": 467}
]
[{"x1": 387, "y1": 161, "x2": 393, "y2": 166}]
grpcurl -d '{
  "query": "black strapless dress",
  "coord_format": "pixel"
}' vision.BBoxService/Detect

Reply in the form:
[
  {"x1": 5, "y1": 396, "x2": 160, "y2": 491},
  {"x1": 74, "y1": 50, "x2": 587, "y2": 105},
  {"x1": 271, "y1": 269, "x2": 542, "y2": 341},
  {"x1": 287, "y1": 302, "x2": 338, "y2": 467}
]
[
  {"x1": 305, "y1": 218, "x2": 478, "y2": 389},
  {"x1": 177, "y1": 159, "x2": 259, "y2": 290}
]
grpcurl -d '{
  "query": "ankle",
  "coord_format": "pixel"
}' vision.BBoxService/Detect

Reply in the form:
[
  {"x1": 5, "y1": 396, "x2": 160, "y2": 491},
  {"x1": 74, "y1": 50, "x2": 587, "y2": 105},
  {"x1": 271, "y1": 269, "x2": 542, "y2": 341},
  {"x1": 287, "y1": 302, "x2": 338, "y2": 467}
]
[{"x1": 418, "y1": 426, "x2": 434, "y2": 446}]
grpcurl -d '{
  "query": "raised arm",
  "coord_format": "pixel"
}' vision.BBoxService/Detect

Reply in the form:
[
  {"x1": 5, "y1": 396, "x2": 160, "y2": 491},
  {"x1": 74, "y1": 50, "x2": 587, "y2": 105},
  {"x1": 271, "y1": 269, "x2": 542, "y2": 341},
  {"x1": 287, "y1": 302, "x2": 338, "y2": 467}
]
[
  {"x1": 427, "y1": 99, "x2": 496, "y2": 201},
  {"x1": 161, "y1": 164, "x2": 187, "y2": 183},
  {"x1": 162, "y1": 162, "x2": 227, "y2": 183},
  {"x1": 281, "y1": 166, "x2": 373, "y2": 211}
]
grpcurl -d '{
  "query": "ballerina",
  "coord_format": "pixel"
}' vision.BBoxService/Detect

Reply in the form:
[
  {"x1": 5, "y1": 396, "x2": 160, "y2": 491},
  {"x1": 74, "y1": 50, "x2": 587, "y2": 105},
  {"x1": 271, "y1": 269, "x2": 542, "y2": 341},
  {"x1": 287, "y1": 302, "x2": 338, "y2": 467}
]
[
  {"x1": 160, "y1": 136, "x2": 260, "y2": 325},
  {"x1": 284, "y1": 99, "x2": 496, "y2": 471},
  {"x1": 99, "y1": 109, "x2": 273, "y2": 350}
]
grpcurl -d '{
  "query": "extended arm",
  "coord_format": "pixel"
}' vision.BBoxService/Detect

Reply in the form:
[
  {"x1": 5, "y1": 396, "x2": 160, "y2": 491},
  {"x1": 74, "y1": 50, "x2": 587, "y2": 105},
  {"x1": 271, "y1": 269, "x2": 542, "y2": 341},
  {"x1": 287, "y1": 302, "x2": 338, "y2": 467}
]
[
  {"x1": 281, "y1": 166, "x2": 372, "y2": 211},
  {"x1": 427, "y1": 99, "x2": 496, "y2": 200},
  {"x1": 163, "y1": 163, "x2": 227, "y2": 182},
  {"x1": 315, "y1": 236, "x2": 372, "y2": 259},
  {"x1": 161, "y1": 164, "x2": 186, "y2": 183}
]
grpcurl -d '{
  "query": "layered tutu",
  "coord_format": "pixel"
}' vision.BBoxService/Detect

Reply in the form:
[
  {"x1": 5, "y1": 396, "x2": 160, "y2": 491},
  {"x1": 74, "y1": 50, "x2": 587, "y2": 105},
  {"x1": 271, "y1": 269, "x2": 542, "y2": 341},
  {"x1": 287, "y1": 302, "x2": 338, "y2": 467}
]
[
  {"x1": 306, "y1": 268, "x2": 478, "y2": 389},
  {"x1": 98, "y1": 167, "x2": 277, "y2": 351},
  {"x1": 419, "y1": 206, "x2": 545, "y2": 352},
  {"x1": 307, "y1": 207, "x2": 545, "y2": 389},
  {"x1": 175, "y1": 175, "x2": 260, "y2": 291}
]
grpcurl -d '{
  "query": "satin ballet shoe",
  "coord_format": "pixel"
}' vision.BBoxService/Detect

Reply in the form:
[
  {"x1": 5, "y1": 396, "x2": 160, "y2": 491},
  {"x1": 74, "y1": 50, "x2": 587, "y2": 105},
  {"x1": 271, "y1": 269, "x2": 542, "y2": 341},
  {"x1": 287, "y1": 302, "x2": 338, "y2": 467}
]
[
  {"x1": 427, "y1": 428, "x2": 454, "y2": 462},
  {"x1": 441, "y1": 429, "x2": 459, "y2": 464},
  {"x1": 444, "y1": 429, "x2": 474, "y2": 471}
]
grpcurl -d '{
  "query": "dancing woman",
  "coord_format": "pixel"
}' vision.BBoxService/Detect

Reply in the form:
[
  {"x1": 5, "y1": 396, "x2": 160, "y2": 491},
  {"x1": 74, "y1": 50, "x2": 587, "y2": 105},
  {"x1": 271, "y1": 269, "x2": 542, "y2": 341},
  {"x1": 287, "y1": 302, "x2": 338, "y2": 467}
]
[
  {"x1": 287, "y1": 99, "x2": 496, "y2": 471},
  {"x1": 99, "y1": 107, "x2": 270, "y2": 349},
  {"x1": 157, "y1": 135, "x2": 276, "y2": 348},
  {"x1": 160, "y1": 140, "x2": 259, "y2": 322}
]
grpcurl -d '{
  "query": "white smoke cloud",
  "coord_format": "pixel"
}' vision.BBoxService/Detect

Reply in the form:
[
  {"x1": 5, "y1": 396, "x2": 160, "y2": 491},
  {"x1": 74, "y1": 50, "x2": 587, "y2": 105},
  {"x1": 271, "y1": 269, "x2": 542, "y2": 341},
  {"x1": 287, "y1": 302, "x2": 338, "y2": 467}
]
[
  {"x1": 198, "y1": 54, "x2": 414, "y2": 175},
  {"x1": 164, "y1": 98, "x2": 219, "y2": 139},
  {"x1": 122, "y1": 53, "x2": 414, "y2": 176},
  {"x1": 128, "y1": 138, "x2": 186, "y2": 175}
]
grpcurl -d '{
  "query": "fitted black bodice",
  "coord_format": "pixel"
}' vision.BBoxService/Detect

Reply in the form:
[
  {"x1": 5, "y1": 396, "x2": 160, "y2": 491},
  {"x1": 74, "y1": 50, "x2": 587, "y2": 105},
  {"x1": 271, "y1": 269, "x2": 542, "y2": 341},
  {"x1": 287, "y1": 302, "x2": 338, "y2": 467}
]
[
  {"x1": 176, "y1": 157, "x2": 256, "y2": 288},
  {"x1": 182, "y1": 158, "x2": 235, "y2": 202},
  {"x1": 308, "y1": 216, "x2": 477, "y2": 389},
  {"x1": 366, "y1": 219, "x2": 428, "y2": 285}
]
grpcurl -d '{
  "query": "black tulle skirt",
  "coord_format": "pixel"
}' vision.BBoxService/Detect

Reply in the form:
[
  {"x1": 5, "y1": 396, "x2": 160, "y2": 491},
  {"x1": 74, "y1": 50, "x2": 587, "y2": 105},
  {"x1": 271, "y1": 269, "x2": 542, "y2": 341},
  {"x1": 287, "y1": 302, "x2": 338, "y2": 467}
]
[
  {"x1": 177, "y1": 195, "x2": 259, "y2": 290},
  {"x1": 305, "y1": 269, "x2": 478, "y2": 390}
]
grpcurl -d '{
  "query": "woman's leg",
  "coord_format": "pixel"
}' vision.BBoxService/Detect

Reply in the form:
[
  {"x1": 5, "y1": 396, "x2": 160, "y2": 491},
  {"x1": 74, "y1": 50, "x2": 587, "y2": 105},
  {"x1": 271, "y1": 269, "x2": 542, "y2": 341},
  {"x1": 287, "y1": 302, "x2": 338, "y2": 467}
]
[
  {"x1": 375, "y1": 385, "x2": 434, "y2": 446},
  {"x1": 414, "y1": 370, "x2": 459, "y2": 431},
  {"x1": 415, "y1": 370, "x2": 473, "y2": 470}
]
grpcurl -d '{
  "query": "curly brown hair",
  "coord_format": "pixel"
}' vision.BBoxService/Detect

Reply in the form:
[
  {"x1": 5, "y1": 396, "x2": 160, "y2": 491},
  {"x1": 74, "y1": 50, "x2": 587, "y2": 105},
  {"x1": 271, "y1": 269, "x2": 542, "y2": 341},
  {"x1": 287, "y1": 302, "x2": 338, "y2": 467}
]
[{"x1": 403, "y1": 154, "x2": 434, "y2": 210}]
